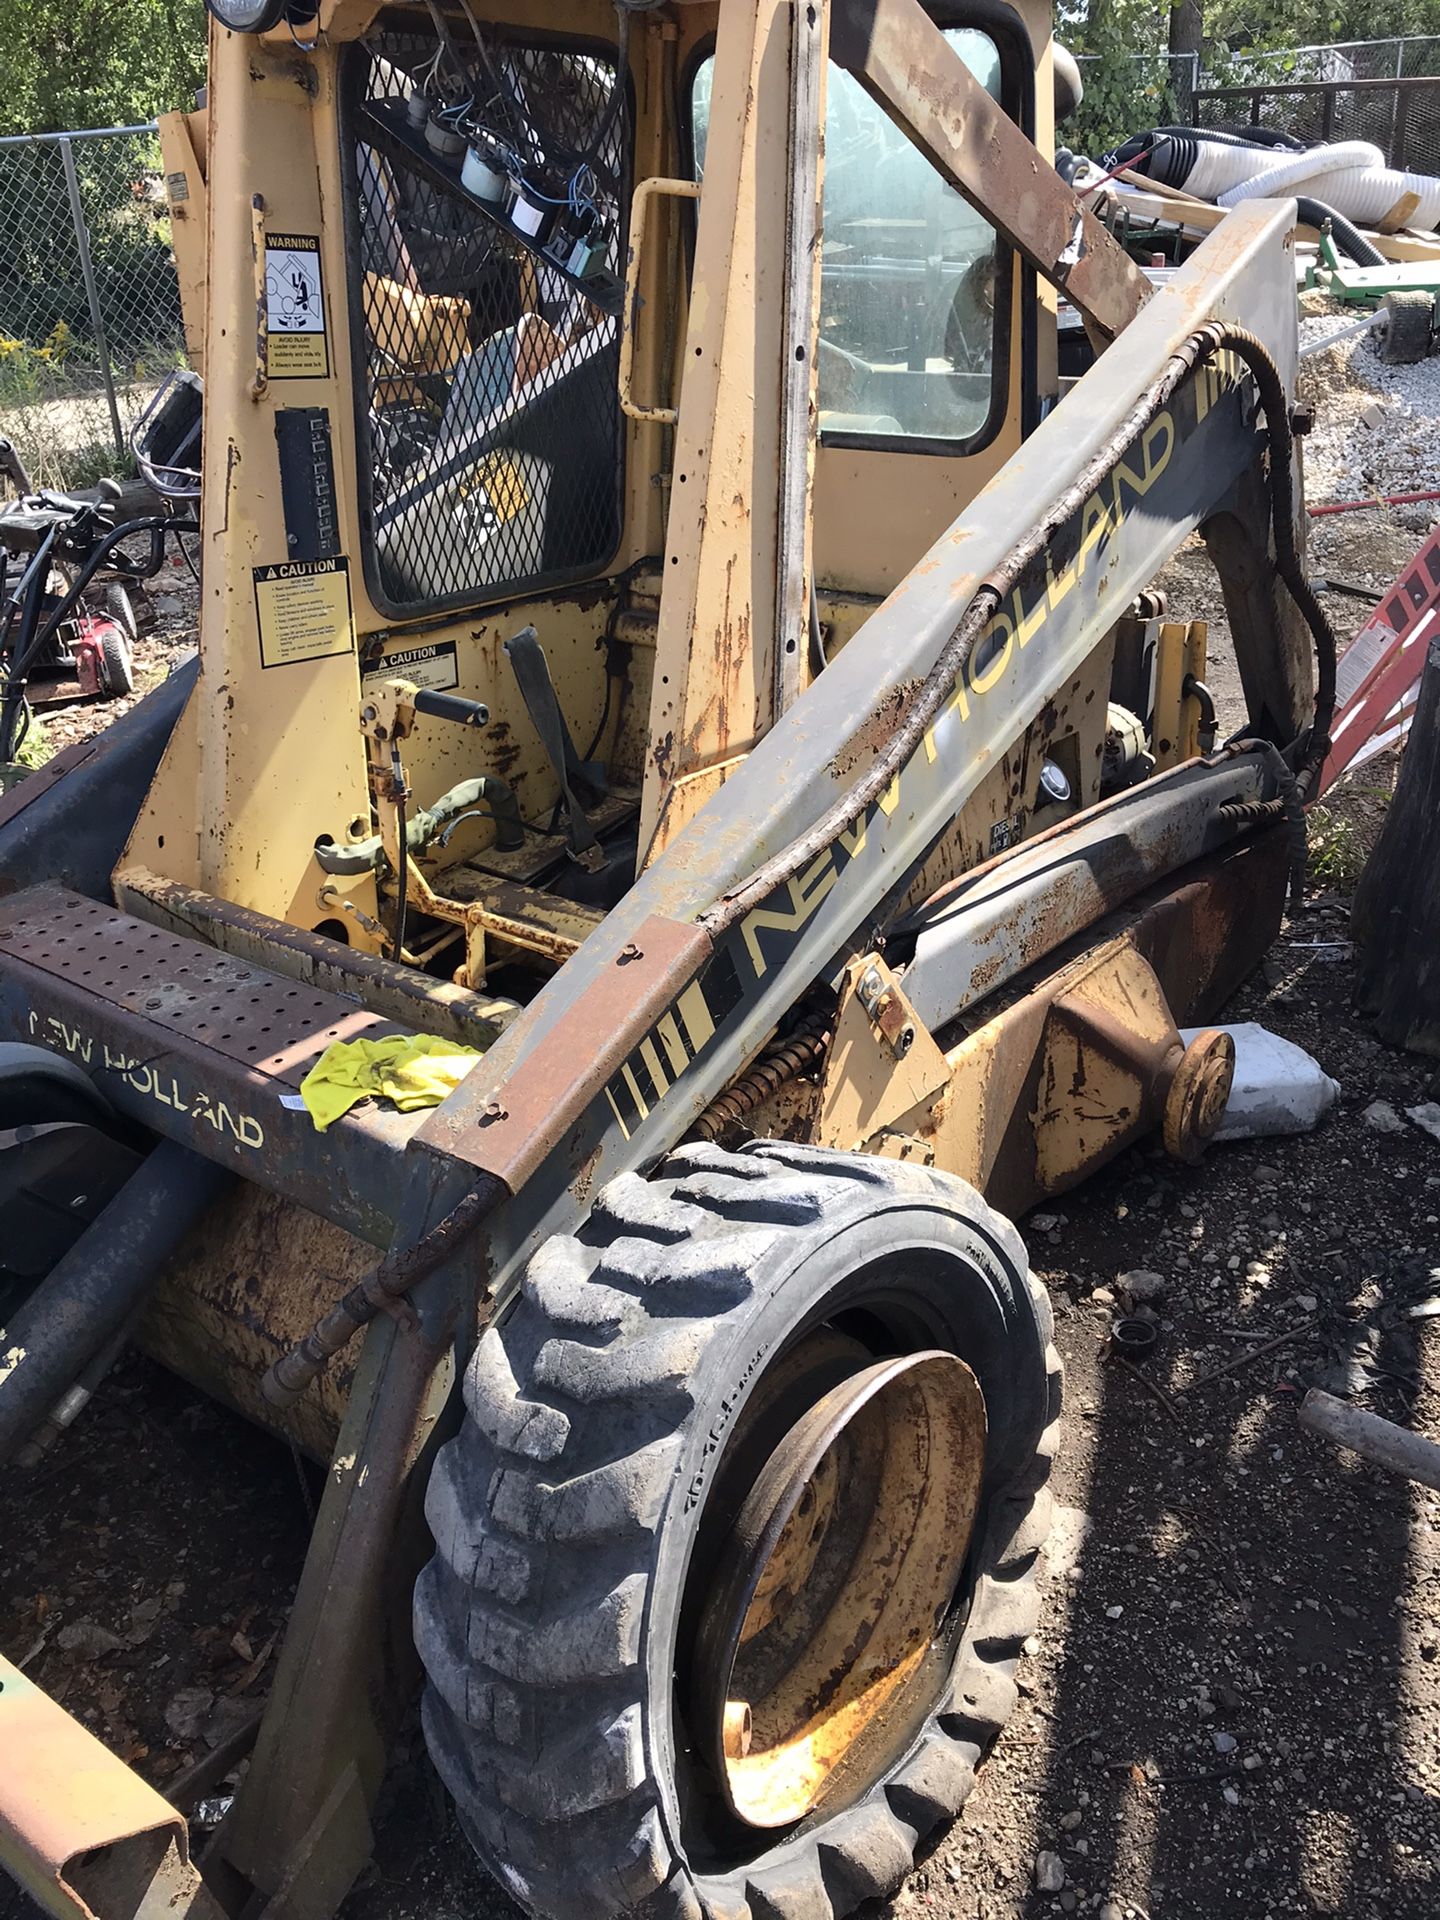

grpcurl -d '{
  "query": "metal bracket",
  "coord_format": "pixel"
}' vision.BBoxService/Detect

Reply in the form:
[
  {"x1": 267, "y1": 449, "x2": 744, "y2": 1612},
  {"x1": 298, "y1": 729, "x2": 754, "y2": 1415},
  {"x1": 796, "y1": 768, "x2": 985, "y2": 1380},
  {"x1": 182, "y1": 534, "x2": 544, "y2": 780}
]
[
  {"x1": 855, "y1": 963, "x2": 917, "y2": 1060},
  {"x1": 0, "y1": 1655, "x2": 225, "y2": 1920},
  {"x1": 817, "y1": 956, "x2": 949, "y2": 1150}
]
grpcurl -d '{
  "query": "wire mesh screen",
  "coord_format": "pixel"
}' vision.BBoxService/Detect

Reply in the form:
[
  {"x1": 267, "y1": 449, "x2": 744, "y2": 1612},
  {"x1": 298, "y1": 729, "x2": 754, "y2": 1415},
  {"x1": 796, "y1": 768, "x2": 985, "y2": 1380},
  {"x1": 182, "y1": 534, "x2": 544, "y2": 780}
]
[
  {"x1": 1194, "y1": 78, "x2": 1440, "y2": 177},
  {"x1": 0, "y1": 128, "x2": 186, "y2": 489},
  {"x1": 348, "y1": 30, "x2": 626, "y2": 616}
]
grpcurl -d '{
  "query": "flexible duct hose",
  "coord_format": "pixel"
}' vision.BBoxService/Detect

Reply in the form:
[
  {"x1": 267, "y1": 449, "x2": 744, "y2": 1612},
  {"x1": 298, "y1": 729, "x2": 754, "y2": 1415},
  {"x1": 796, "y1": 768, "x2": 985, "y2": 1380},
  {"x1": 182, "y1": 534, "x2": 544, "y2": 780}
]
[
  {"x1": 1224, "y1": 154, "x2": 1440, "y2": 228},
  {"x1": 1113, "y1": 123, "x2": 1440, "y2": 233},
  {"x1": 1109, "y1": 128, "x2": 1383, "y2": 261},
  {"x1": 1214, "y1": 140, "x2": 1384, "y2": 202},
  {"x1": 1292, "y1": 198, "x2": 1387, "y2": 266},
  {"x1": 1108, "y1": 125, "x2": 1279, "y2": 187}
]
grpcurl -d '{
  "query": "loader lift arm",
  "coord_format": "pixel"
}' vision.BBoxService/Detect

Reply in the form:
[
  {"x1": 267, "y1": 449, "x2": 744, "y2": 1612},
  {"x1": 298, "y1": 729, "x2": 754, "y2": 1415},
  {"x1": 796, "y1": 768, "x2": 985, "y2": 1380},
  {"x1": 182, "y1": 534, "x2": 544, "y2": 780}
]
[{"x1": 416, "y1": 200, "x2": 1312, "y2": 1286}]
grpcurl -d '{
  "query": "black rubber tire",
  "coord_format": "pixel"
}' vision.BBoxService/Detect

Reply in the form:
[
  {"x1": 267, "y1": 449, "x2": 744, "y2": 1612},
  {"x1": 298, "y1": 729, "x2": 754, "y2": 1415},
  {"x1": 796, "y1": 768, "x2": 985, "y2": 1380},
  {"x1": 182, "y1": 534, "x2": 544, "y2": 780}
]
[
  {"x1": 1376, "y1": 291, "x2": 1436, "y2": 366},
  {"x1": 98, "y1": 624, "x2": 134, "y2": 696},
  {"x1": 416, "y1": 1140, "x2": 1061, "y2": 1920},
  {"x1": 103, "y1": 582, "x2": 139, "y2": 642}
]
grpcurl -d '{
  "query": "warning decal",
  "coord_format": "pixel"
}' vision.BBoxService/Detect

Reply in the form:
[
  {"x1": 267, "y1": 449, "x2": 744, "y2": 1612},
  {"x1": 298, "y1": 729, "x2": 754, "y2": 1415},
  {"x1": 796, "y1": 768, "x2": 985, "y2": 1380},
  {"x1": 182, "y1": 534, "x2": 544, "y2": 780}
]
[
  {"x1": 254, "y1": 556, "x2": 354, "y2": 668},
  {"x1": 362, "y1": 639, "x2": 460, "y2": 694},
  {"x1": 265, "y1": 232, "x2": 329, "y2": 378}
]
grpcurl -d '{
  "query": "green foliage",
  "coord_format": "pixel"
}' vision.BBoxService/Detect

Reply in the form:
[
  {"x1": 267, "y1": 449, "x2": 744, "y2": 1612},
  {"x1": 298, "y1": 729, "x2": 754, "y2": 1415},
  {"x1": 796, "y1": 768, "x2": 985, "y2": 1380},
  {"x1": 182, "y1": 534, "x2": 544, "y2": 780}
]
[
  {"x1": 1307, "y1": 803, "x2": 1367, "y2": 889},
  {"x1": 0, "y1": 0, "x2": 208, "y2": 138},
  {"x1": 1204, "y1": 0, "x2": 1440, "y2": 57},
  {"x1": 1307, "y1": 787, "x2": 1392, "y2": 891},
  {"x1": 14, "y1": 714, "x2": 54, "y2": 772},
  {"x1": 1, "y1": 714, "x2": 55, "y2": 785},
  {"x1": 1059, "y1": 1, "x2": 1181, "y2": 158},
  {"x1": 1058, "y1": 0, "x2": 1440, "y2": 155},
  {"x1": 0, "y1": 132, "x2": 185, "y2": 361}
]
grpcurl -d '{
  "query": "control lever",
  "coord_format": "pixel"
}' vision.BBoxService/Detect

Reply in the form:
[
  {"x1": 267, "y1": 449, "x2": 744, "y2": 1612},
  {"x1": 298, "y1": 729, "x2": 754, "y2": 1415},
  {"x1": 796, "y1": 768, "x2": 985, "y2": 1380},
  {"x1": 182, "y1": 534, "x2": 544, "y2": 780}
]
[{"x1": 413, "y1": 688, "x2": 489, "y2": 729}]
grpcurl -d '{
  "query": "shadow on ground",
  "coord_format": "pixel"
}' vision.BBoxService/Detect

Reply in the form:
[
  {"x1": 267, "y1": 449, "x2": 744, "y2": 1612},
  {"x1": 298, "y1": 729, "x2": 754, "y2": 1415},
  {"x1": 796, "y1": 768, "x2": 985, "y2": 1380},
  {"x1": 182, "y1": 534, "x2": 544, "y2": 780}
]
[{"x1": 2, "y1": 904, "x2": 1437, "y2": 1920}]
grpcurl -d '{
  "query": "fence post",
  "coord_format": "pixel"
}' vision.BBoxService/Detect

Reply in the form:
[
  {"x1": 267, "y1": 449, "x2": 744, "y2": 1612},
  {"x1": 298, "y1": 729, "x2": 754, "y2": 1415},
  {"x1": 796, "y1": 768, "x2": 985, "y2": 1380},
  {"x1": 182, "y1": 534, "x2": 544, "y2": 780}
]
[
  {"x1": 58, "y1": 134, "x2": 125, "y2": 462},
  {"x1": 1393, "y1": 83, "x2": 1411, "y2": 170}
]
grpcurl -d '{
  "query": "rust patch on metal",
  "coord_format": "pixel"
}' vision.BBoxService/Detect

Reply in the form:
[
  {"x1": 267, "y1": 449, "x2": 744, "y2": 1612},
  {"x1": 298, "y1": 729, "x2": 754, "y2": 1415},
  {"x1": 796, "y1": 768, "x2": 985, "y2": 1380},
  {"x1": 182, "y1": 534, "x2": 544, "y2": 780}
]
[
  {"x1": 414, "y1": 913, "x2": 712, "y2": 1185},
  {"x1": 691, "y1": 1345, "x2": 985, "y2": 1829},
  {"x1": 139, "y1": 1183, "x2": 368, "y2": 1461},
  {"x1": 828, "y1": 679, "x2": 922, "y2": 780},
  {"x1": 913, "y1": 832, "x2": 1289, "y2": 1219},
  {"x1": 0, "y1": 1653, "x2": 211, "y2": 1920}
]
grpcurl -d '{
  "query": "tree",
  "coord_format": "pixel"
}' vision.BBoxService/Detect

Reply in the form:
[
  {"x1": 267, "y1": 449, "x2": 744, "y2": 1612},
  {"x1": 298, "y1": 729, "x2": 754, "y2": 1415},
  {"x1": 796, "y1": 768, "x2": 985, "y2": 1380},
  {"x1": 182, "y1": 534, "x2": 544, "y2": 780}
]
[
  {"x1": 0, "y1": 0, "x2": 208, "y2": 137},
  {"x1": 1169, "y1": 0, "x2": 1204, "y2": 60}
]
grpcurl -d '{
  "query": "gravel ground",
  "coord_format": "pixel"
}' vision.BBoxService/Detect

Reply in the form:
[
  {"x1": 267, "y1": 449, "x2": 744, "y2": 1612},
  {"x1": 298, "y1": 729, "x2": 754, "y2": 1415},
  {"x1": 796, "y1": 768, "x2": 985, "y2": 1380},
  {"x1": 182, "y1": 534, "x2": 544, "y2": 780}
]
[{"x1": 2, "y1": 307, "x2": 1439, "y2": 1920}]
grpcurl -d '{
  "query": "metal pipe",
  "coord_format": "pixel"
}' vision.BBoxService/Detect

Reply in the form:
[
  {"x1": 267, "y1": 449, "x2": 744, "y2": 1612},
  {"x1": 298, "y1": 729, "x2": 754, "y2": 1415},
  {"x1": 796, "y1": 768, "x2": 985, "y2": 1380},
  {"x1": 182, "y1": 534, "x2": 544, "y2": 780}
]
[
  {"x1": 1298, "y1": 311, "x2": 1379, "y2": 357},
  {"x1": 1309, "y1": 488, "x2": 1440, "y2": 517},
  {"x1": 14, "y1": 1316, "x2": 135, "y2": 1468},
  {"x1": 262, "y1": 1173, "x2": 506, "y2": 1408},
  {"x1": 1301, "y1": 1388, "x2": 1440, "y2": 1492},
  {"x1": 0, "y1": 1140, "x2": 230, "y2": 1466},
  {"x1": 115, "y1": 866, "x2": 520, "y2": 1045},
  {"x1": 0, "y1": 124, "x2": 157, "y2": 147},
  {"x1": 59, "y1": 135, "x2": 125, "y2": 460}
]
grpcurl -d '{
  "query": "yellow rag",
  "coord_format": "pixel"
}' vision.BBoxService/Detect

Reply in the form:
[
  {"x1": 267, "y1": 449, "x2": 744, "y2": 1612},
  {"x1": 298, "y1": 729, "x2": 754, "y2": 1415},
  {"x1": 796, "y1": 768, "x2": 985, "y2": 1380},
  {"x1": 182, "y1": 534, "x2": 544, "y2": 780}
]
[{"x1": 299, "y1": 1033, "x2": 484, "y2": 1131}]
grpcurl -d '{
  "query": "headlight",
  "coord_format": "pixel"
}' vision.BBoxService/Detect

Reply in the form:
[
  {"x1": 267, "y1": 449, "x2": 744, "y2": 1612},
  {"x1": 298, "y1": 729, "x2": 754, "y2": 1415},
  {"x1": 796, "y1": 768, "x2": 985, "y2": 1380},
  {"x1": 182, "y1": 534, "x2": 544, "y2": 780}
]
[{"x1": 205, "y1": 0, "x2": 293, "y2": 32}]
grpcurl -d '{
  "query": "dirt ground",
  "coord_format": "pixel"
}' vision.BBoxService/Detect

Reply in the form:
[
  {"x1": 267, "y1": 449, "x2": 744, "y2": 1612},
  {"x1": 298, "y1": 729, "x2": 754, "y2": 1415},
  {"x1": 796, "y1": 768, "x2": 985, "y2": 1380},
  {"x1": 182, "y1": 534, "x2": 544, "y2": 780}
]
[
  {"x1": 3, "y1": 824, "x2": 1437, "y2": 1920},
  {"x1": 3, "y1": 351, "x2": 1440, "y2": 1919}
]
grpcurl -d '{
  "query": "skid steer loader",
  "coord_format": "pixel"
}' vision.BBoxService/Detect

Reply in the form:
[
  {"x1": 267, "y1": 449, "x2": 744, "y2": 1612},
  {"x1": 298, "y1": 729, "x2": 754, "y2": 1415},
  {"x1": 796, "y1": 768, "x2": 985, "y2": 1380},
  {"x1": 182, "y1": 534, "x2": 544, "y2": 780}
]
[{"x1": 0, "y1": 2, "x2": 1332, "y2": 1918}]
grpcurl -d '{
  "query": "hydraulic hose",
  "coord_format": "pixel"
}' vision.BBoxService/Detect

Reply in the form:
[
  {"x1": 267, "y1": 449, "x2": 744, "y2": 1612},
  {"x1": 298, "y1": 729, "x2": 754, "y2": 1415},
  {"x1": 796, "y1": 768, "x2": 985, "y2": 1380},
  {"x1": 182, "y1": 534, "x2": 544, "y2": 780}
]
[
  {"x1": 703, "y1": 320, "x2": 1337, "y2": 936},
  {"x1": 262, "y1": 1173, "x2": 506, "y2": 1408},
  {"x1": 314, "y1": 774, "x2": 524, "y2": 875},
  {"x1": 1217, "y1": 737, "x2": 1306, "y2": 905}
]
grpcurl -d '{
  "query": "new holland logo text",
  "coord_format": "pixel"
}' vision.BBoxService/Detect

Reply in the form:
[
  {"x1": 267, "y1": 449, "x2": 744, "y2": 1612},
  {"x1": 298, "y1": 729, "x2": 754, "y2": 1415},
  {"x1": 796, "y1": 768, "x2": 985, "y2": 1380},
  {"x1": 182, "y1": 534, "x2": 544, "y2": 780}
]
[{"x1": 599, "y1": 355, "x2": 1251, "y2": 1141}]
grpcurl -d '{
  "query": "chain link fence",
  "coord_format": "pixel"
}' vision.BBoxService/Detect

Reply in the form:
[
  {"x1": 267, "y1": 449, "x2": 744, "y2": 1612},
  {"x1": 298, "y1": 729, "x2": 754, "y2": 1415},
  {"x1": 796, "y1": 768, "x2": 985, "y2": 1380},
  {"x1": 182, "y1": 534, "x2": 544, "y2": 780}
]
[
  {"x1": 1204, "y1": 35, "x2": 1440, "y2": 86},
  {"x1": 1190, "y1": 33, "x2": 1440, "y2": 184},
  {"x1": 0, "y1": 125, "x2": 186, "y2": 491}
]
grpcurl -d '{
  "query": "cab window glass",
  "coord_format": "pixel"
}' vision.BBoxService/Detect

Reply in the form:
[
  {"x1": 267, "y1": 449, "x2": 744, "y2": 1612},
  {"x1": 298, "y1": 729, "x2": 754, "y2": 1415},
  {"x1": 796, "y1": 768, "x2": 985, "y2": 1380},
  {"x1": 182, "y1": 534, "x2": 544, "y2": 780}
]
[{"x1": 691, "y1": 30, "x2": 1006, "y2": 449}]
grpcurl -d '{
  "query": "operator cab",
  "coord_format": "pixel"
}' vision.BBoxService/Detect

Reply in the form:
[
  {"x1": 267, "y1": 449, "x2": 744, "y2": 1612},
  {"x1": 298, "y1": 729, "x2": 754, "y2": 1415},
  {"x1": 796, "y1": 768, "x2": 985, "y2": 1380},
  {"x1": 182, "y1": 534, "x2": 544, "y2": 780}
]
[{"x1": 123, "y1": 1, "x2": 1058, "y2": 1002}]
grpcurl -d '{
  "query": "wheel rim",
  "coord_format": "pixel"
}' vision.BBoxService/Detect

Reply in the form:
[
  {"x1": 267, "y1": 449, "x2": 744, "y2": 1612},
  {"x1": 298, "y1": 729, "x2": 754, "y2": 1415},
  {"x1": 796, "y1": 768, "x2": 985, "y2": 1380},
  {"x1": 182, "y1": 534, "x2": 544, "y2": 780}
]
[{"x1": 691, "y1": 1341, "x2": 986, "y2": 1830}]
